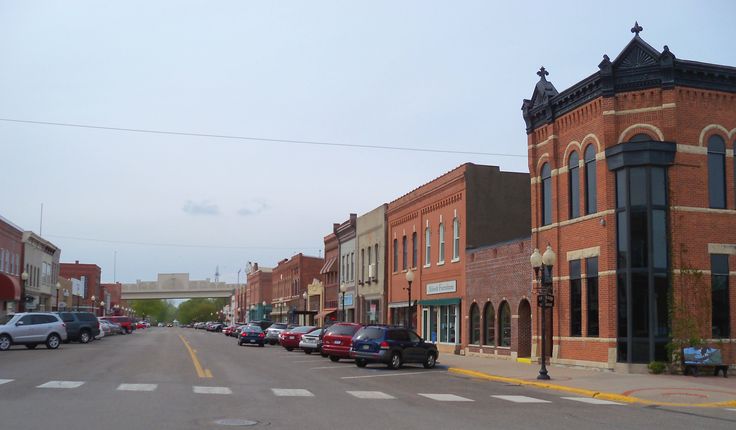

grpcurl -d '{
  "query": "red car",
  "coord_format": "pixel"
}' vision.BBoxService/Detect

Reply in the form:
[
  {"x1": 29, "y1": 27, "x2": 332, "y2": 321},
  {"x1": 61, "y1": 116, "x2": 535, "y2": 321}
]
[
  {"x1": 102, "y1": 316, "x2": 135, "y2": 334},
  {"x1": 280, "y1": 326, "x2": 317, "y2": 351},
  {"x1": 321, "y1": 323, "x2": 362, "y2": 362}
]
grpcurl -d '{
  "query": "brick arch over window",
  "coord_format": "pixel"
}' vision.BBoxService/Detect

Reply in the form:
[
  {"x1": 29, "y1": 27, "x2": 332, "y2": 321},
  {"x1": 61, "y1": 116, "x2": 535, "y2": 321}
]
[
  {"x1": 698, "y1": 124, "x2": 734, "y2": 147},
  {"x1": 535, "y1": 153, "x2": 552, "y2": 175},
  {"x1": 580, "y1": 133, "x2": 602, "y2": 153},
  {"x1": 498, "y1": 301, "x2": 512, "y2": 348},
  {"x1": 618, "y1": 123, "x2": 664, "y2": 143},
  {"x1": 562, "y1": 141, "x2": 582, "y2": 164}
]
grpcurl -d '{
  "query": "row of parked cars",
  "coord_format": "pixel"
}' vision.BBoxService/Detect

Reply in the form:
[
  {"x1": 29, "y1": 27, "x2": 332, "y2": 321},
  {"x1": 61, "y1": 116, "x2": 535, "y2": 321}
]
[
  {"x1": 195, "y1": 320, "x2": 439, "y2": 370},
  {"x1": 0, "y1": 311, "x2": 146, "y2": 351}
]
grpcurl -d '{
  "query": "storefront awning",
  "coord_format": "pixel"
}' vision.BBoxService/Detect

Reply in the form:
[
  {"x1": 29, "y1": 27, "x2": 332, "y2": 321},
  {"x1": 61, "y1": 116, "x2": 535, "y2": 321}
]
[
  {"x1": 0, "y1": 273, "x2": 20, "y2": 301},
  {"x1": 319, "y1": 257, "x2": 337, "y2": 274},
  {"x1": 417, "y1": 298, "x2": 461, "y2": 306},
  {"x1": 315, "y1": 308, "x2": 337, "y2": 320}
]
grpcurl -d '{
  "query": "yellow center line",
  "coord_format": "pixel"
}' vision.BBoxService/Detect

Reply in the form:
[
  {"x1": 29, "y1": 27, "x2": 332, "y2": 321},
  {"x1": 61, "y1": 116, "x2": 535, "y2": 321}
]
[{"x1": 178, "y1": 334, "x2": 213, "y2": 378}]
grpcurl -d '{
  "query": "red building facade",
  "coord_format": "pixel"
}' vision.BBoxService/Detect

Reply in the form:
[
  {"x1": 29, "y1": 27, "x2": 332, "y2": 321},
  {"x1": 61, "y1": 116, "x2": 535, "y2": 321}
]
[
  {"x1": 60, "y1": 261, "x2": 102, "y2": 312},
  {"x1": 522, "y1": 27, "x2": 736, "y2": 369},
  {"x1": 0, "y1": 215, "x2": 23, "y2": 316},
  {"x1": 245, "y1": 263, "x2": 272, "y2": 322},
  {"x1": 270, "y1": 253, "x2": 323, "y2": 324}
]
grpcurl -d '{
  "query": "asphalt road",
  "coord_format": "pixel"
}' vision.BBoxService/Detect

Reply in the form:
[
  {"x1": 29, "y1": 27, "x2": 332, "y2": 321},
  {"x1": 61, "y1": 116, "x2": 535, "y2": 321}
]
[{"x1": 1, "y1": 327, "x2": 735, "y2": 430}]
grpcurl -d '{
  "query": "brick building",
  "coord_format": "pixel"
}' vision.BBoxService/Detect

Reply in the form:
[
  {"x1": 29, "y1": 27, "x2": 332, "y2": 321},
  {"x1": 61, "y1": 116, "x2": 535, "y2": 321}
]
[
  {"x1": 0, "y1": 215, "x2": 23, "y2": 316},
  {"x1": 245, "y1": 263, "x2": 272, "y2": 322},
  {"x1": 465, "y1": 238, "x2": 532, "y2": 360},
  {"x1": 356, "y1": 204, "x2": 388, "y2": 324},
  {"x1": 522, "y1": 25, "x2": 736, "y2": 370},
  {"x1": 60, "y1": 261, "x2": 102, "y2": 312},
  {"x1": 386, "y1": 163, "x2": 530, "y2": 354},
  {"x1": 101, "y1": 282, "x2": 123, "y2": 315},
  {"x1": 314, "y1": 231, "x2": 339, "y2": 325},
  {"x1": 335, "y1": 215, "x2": 357, "y2": 322},
  {"x1": 22, "y1": 231, "x2": 61, "y2": 312},
  {"x1": 270, "y1": 253, "x2": 323, "y2": 324}
]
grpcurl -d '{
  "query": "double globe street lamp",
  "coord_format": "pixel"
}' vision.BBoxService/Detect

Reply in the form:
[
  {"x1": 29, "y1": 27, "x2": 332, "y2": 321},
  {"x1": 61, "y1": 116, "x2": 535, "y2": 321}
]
[
  {"x1": 339, "y1": 283, "x2": 348, "y2": 322},
  {"x1": 404, "y1": 269, "x2": 414, "y2": 329},
  {"x1": 530, "y1": 245, "x2": 556, "y2": 380}
]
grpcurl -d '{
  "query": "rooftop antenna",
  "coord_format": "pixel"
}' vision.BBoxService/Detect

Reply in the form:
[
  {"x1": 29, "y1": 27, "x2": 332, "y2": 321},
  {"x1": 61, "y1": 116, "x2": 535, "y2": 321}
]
[{"x1": 214, "y1": 265, "x2": 220, "y2": 283}]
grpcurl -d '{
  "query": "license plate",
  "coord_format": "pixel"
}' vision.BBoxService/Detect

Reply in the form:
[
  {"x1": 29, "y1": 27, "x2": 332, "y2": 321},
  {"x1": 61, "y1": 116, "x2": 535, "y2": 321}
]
[
  {"x1": 249, "y1": 339, "x2": 256, "y2": 343},
  {"x1": 334, "y1": 340, "x2": 342, "y2": 345},
  {"x1": 362, "y1": 344, "x2": 370, "y2": 350},
  {"x1": 289, "y1": 336, "x2": 295, "y2": 339}
]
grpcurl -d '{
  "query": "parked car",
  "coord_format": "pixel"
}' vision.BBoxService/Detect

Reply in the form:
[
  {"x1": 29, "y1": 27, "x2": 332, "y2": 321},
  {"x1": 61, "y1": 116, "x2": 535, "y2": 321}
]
[
  {"x1": 280, "y1": 326, "x2": 317, "y2": 351},
  {"x1": 207, "y1": 323, "x2": 224, "y2": 332},
  {"x1": 350, "y1": 326, "x2": 439, "y2": 369},
  {"x1": 99, "y1": 318, "x2": 123, "y2": 335},
  {"x1": 55, "y1": 311, "x2": 100, "y2": 343},
  {"x1": 136, "y1": 321, "x2": 147, "y2": 330},
  {"x1": 97, "y1": 321, "x2": 111, "y2": 338},
  {"x1": 299, "y1": 327, "x2": 324, "y2": 354},
  {"x1": 238, "y1": 325, "x2": 265, "y2": 347},
  {"x1": 248, "y1": 320, "x2": 274, "y2": 331},
  {"x1": 321, "y1": 322, "x2": 362, "y2": 362},
  {"x1": 102, "y1": 316, "x2": 135, "y2": 334},
  {"x1": 0, "y1": 312, "x2": 68, "y2": 350},
  {"x1": 264, "y1": 323, "x2": 288, "y2": 345}
]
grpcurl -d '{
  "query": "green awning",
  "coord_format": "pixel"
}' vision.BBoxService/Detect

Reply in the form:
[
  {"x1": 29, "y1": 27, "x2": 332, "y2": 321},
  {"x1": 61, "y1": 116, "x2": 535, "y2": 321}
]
[{"x1": 417, "y1": 298, "x2": 461, "y2": 306}]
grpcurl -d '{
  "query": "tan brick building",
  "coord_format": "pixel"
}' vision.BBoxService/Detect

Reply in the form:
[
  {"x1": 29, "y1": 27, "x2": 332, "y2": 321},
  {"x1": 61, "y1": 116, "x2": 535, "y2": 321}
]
[{"x1": 522, "y1": 26, "x2": 736, "y2": 370}]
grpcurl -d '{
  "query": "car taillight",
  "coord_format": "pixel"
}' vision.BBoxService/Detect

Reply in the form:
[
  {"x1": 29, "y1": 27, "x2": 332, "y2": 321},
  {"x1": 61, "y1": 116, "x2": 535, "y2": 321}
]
[
  {"x1": 259, "y1": 333, "x2": 265, "y2": 338},
  {"x1": 379, "y1": 341, "x2": 389, "y2": 350}
]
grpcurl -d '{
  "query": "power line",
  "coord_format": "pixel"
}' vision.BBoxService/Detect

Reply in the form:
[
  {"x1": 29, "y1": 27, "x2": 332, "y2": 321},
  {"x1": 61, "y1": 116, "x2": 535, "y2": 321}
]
[
  {"x1": 0, "y1": 117, "x2": 527, "y2": 158},
  {"x1": 45, "y1": 233, "x2": 319, "y2": 251}
]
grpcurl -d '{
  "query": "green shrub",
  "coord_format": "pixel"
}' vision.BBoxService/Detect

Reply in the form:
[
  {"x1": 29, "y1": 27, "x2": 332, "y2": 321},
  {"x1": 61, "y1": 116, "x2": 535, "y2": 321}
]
[{"x1": 648, "y1": 361, "x2": 666, "y2": 374}]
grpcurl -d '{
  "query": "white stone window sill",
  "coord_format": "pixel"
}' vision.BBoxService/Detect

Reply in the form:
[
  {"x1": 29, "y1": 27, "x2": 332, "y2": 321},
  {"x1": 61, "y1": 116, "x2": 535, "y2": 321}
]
[{"x1": 451, "y1": 258, "x2": 460, "y2": 263}]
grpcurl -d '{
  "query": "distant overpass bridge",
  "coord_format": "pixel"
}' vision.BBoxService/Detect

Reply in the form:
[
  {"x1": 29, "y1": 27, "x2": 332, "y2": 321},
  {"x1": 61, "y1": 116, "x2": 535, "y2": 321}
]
[{"x1": 121, "y1": 273, "x2": 235, "y2": 300}]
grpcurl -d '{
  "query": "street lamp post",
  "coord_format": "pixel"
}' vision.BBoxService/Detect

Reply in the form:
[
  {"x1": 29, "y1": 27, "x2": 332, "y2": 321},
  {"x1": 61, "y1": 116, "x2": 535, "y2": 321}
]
[
  {"x1": 339, "y1": 283, "x2": 347, "y2": 322},
  {"x1": 20, "y1": 271, "x2": 29, "y2": 312},
  {"x1": 91, "y1": 295, "x2": 97, "y2": 316},
  {"x1": 100, "y1": 301, "x2": 105, "y2": 317},
  {"x1": 530, "y1": 245, "x2": 556, "y2": 381},
  {"x1": 302, "y1": 291, "x2": 308, "y2": 325},
  {"x1": 404, "y1": 269, "x2": 414, "y2": 329},
  {"x1": 262, "y1": 301, "x2": 268, "y2": 321}
]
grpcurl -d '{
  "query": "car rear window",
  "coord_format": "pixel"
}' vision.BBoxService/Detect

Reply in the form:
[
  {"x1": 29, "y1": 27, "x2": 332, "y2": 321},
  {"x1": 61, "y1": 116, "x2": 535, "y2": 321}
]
[
  {"x1": 270, "y1": 323, "x2": 287, "y2": 330},
  {"x1": 78, "y1": 313, "x2": 97, "y2": 322},
  {"x1": 387, "y1": 329, "x2": 410, "y2": 341},
  {"x1": 326, "y1": 324, "x2": 359, "y2": 336},
  {"x1": 354, "y1": 327, "x2": 385, "y2": 340},
  {"x1": 244, "y1": 326, "x2": 262, "y2": 333},
  {"x1": 59, "y1": 312, "x2": 75, "y2": 322},
  {"x1": 291, "y1": 326, "x2": 316, "y2": 333}
]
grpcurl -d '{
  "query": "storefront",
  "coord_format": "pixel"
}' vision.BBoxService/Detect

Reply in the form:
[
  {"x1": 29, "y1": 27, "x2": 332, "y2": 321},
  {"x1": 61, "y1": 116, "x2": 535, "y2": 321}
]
[
  {"x1": 418, "y1": 280, "x2": 461, "y2": 351},
  {"x1": 389, "y1": 302, "x2": 417, "y2": 330},
  {"x1": 362, "y1": 296, "x2": 382, "y2": 325}
]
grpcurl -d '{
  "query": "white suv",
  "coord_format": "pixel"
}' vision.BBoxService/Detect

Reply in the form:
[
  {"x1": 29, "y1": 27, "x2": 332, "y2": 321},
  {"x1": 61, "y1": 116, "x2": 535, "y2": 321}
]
[{"x1": 0, "y1": 312, "x2": 68, "y2": 350}]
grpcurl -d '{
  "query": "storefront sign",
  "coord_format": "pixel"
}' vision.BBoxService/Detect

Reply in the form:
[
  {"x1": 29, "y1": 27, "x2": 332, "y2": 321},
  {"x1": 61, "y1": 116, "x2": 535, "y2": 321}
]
[
  {"x1": 71, "y1": 278, "x2": 85, "y2": 297},
  {"x1": 426, "y1": 280, "x2": 456, "y2": 295}
]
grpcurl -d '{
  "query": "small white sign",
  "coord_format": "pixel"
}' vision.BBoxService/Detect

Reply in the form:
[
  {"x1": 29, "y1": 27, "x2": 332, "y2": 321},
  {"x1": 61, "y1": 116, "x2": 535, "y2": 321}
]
[{"x1": 426, "y1": 280, "x2": 456, "y2": 295}]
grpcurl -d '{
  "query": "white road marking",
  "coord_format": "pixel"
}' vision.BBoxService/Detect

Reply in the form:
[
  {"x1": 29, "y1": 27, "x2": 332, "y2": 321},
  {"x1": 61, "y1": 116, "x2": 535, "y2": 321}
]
[
  {"x1": 37, "y1": 381, "x2": 85, "y2": 389},
  {"x1": 419, "y1": 393, "x2": 474, "y2": 402},
  {"x1": 561, "y1": 397, "x2": 622, "y2": 405},
  {"x1": 271, "y1": 388, "x2": 314, "y2": 397},
  {"x1": 341, "y1": 371, "x2": 436, "y2": 379},
  {"x1": 193, "y1": 386, "x2": 232, "y2": 395},
  {"x1": 491, "y1": 395, "x2": 551, "y2": 403},
  {"x1": 117, "y1": 383, "x2": 158, "y2": 392},
  {"x1": 291, "y1": 359, "x2": 324, "y2": 363},
  {"x1": 726, "y1": 408, "x2": 736, "y2": 412},
  {"x1": 310, "y1": 366, "x2": 345, "y2": 370},
  {"x1": 0, "y1": 379, "x2": 14, "y2": 385},
  {"x1": 347, "y1": 391, "x2": 396, "y2": 399}
]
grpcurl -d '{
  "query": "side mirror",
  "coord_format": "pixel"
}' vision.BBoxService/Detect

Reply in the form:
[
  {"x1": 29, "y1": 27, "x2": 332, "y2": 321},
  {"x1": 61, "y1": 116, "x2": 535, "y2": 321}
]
[{"x1": 15, "y1": 321, "x2": 24, "y2": 326}]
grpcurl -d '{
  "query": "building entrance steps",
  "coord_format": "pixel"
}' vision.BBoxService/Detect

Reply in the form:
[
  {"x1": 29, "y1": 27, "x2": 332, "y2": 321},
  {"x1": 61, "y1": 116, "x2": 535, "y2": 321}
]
[{"x1": 439, "y1": 354, "x2": 736, "y2": 408}]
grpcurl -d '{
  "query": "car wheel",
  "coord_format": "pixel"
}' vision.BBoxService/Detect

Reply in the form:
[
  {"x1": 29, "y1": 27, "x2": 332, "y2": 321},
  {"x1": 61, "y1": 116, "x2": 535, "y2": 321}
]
[
  {"x1": 0, "y1": 334, "x2": 12, "y2": 351},
  {"x1": 304, "y1": 349, "x2": 312, "y2": 355},
  {"x1": 355, "y1": 358, "x2": 367, "y2": 368},
  {"x1": 25, "y1": 344, "x2": 38, "y2": 350},
  {"x1": 388, "y1": 351, "x2": 402, "y2": 369},
  {"x1": 320, "y1": 351, "x2": 328, "y2": 358},
  {"x1": 79, "y1": 330, "x2": 91, "y2": 344},
  {"x1": 46, "y1": 334, "x2": 61, "y2": 350},
  {"x1": 238, "y1": 341, "x2": 243, "y2": 346},
  {"x1": 329, "y1": 355, "x2": 340, "y2": 362},
  {"x1": 285, "y1": 347, "x2": 294, "y2": 352},
  {"x1": 423, "y1": 353, "x2": 437, "y2": 369}
]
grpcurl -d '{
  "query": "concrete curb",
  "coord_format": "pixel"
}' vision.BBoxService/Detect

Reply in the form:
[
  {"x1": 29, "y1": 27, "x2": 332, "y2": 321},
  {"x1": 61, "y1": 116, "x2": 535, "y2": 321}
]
[{"x1": 448, "y1": 367, "x2": 736, "y2": 408}]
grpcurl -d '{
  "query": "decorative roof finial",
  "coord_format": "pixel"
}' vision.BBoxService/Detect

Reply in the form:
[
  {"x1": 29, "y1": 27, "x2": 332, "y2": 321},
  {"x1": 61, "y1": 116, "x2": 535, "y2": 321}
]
[
  {"x1": 537, "y1": 66, "x2": 549, "y2": 79},
  {"x1": 631, "y1": 21, "x2": 643, "y2": 36}
]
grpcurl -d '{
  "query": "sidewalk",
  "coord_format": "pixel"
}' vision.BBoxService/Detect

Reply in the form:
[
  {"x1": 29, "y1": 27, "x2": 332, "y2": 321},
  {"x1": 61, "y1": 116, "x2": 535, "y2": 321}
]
[{"x1": 439, "y1": 354, "x2": 736, "y2": 408}]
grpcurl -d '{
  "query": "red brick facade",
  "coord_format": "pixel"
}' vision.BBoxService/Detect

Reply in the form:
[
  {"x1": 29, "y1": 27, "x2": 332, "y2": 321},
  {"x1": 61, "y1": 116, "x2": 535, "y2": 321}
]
[
  {"x1": 60, "y1": 261, "x2": 102, "y2": 310},
  {"x1": 0, "y1": 215, "x2": 23, "y2": 315},
  {"x1": 523, "y1": 32, "x2": 736, "y2": 369},
  {"x1": 270, "y1": 253, "x2": 324, "y2": 324}
]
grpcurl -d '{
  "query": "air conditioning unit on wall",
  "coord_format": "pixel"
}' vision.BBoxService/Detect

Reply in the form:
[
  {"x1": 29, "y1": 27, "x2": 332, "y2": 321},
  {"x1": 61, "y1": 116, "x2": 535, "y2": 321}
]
[{"x1": 368, "y1": 264, "x2": 375, "y2": 281}]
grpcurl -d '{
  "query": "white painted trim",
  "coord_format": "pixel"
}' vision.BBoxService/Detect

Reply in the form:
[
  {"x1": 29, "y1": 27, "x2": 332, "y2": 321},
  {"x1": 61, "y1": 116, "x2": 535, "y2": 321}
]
[
  {"x1": 602, "y1": 103, "x2": 676, "y2": 117},
  {"x1": 708, "y1": 243, "x2": 736, "y2": 255},
  {"x1": 671, "y1": 206, "x2": 736, "y2": 215},
  {"x1": 617, "y1": 123, "x2": 665, "y2": 143},
  {"x1": 566, "y1": 246, "x2": 601, "y2": 261}
]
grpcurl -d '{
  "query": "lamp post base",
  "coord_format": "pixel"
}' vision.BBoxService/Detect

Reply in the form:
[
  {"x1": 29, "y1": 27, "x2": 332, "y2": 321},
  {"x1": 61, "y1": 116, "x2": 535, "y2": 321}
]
[{"x1": 537, "y1": 370, "x2": 550, "y2": 380}]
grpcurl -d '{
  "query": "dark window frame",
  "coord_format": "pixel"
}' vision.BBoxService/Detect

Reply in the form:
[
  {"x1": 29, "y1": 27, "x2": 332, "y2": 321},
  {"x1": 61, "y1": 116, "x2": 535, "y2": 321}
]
[
  {"x1": 708, "y1": 135, "x2": 727, "y2": 209},
  {"x1": 483, "y1": 302, "x2": 495, "y2": 346},
  {"x1": 586, "y1": 257, "x2": 599, "y2": 337},
  {"x1": 499, "y1": 301, "x2": 511, "y2": 347},
  {"x1": 469, "y1": 303, "x2": 480, "y2": 345},
  {"x1": 541, "y1": 163, "x2": 552, "y2": 226},
  {"x1": 711, "y1": 254, "x2": 730, "y2": 338},
  {"x1": 570, "y1": 260, "x2": 582, "y2": 337},
  {"x1": 584, "y1": 145, "x2": 597, "y2": 215},
  {"x1": 569, "y1": 151, "x2": 580, "y2": 219}
]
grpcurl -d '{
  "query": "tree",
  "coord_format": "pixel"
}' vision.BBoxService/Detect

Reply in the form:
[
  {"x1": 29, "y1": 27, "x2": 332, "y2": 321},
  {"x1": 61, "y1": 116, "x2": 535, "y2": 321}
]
[
  {"x1": 129, "y1": 300, "x2": 176, "y2": 323},
  {"x1": 175, "y1": 298, "x2": 228, "y2": 324}
]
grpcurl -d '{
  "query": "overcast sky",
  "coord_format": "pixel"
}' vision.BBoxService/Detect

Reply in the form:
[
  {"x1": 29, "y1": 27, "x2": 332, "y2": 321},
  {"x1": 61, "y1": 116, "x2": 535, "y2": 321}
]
[{"x1": 1, "y1": 1, "x2": 734, "y2": 285}]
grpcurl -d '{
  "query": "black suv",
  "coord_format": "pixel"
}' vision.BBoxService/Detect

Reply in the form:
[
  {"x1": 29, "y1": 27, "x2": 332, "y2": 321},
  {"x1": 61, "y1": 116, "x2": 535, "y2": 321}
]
[
  {"x1": 55, "y1": 312, "x2": 100, "y2": 343},
  {"x1": 350, "y1": 325, "x2": 439, "y2": 369}
]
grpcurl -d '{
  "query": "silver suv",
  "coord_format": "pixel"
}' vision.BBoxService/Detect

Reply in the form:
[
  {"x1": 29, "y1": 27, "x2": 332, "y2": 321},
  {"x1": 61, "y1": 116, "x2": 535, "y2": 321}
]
[{"x1": 0, "y1": 312, "x2": 68, "y2": 350}]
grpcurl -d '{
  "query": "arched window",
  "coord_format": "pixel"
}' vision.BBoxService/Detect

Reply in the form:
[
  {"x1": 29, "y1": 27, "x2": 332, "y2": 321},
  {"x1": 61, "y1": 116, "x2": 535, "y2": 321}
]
[
  {"x1": 483, "y1": 302, "x2": 495, "y2": 346},
  {"x1": 469, "y1": 303, "x2": 480, "y2": 344},
  {"x1": 584, "y1": 145, "x2": 597, "y2": 214},
  {"x1": 438, "y1": 222, "x2": 445, "y2": 263},
  {"x1": 452, "y1": 217, "x2": 460, "y2": 260},
  {"x1": 499, "y1": 301, "x2": 511, "y2": 347},
  {"x1": 568, "y1": 152, "x2": 580, "y2": 218},
  {"x1": 708, "y1": 135, "x2": 726, "y2": 209},
  {"x1": 629, "y1": 133, "x2": 652, "y2": 142},
  {"x1": 541, "y1": 163, "x2": 552, "y2": 225},
  {"x1": 424, "y1": 227, "x2": 431, "y2": 266}
]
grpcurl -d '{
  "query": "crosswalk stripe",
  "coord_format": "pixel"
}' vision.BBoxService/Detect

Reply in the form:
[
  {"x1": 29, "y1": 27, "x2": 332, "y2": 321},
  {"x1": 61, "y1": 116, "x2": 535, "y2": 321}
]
[
  {"x1": 0, "y1": 379, "x2": 14, "y2": 385},
  {"x1": 37, "y1": 381, "x2": 85, "y2": 389},
  {"x1": 491, "y1": 395, "x2": 551, "y2": 403},
  {"x1": 193, "y1": 386, "x2": 232, "y2": 395},
  {"x1": 271, "y1": 388, "x2": 314, "y2": 397},
  {"x1": 418, "y1": 393, "x2": 474, "y2": 402},
  {"x1": 347, "y1": 391, "x2": 396, "y2": 399},
  {"x1": 117, "y1": 384, "x2": 158, "y2": 392},
  {"x1": 561, "y1": 397, "x2": 622, "y2": 405}
]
